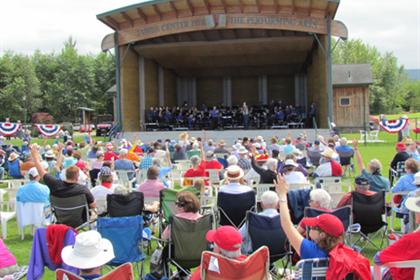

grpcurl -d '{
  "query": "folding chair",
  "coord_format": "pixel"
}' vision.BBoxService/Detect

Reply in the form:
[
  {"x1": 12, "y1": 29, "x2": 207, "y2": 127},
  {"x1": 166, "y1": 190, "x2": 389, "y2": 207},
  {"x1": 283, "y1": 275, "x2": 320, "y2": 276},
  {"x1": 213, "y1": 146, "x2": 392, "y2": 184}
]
[
  {"x1": 337, "y1": 150, "x2": 354, "y2": 177},
  {"x1": 246, "y1": 211, "x2": 291, "y2": 275},
  {"x1": 200, "y1": 246, "x2": 270, "y2": 280},
  {"x1": 307, "y1": 150, "x2": 322, "y2": 167},
  {"x1": 351, "y1": 191, "x2": 388, "y2": 251},
  {"x1": 217, "y1": 191, "x2": 256, "y2": 228},
  {"x1": 374, "y1": 260, "x2": 420, "y2": 280},
  {"x1": 50, "y1": 194, "x2": 92, "y2": 230},
  {"x1": 389, "y1": 191, "x2": 411, "y2": 233},
  {"x1": 56, "y1": 263, "x2": 134, "y2": 280},
  {"x1": 295, "y1": 258, "x2": 329, "y2": 280},
  {"x1": 106, "y1": 192, "x2": 144, "y2": 218},
  {"x1": 389, "y1": 161, "x2": 406, "y2": 186},
  {"x1": 166, "y1": 215, "x2": 213, "y2": 278},
  {"x1": 97, "y1": 215, "x2": 145, "y2": 279}
]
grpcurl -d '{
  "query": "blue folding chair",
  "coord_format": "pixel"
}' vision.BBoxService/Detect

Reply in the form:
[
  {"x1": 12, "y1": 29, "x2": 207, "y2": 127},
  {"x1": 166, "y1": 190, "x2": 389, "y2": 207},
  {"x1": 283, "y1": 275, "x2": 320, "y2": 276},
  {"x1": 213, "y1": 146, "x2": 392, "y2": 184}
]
[
  {"x1": 97, "y1": 215, "x2": 145, "y2": 279},
  {"x1": 217, "y1": 191, "x2": 255, "y2": 228},
  {"x1": 246, "y1": 211, "x2": 291, "y2": 276},
  {"x1": 295, "y1": 258, "x2": 329, "y2": 280}
]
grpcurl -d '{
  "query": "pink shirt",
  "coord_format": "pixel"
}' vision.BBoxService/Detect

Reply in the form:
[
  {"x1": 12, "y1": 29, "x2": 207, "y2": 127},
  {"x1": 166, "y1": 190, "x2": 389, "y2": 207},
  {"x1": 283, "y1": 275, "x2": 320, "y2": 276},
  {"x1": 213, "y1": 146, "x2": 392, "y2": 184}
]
[
  {"x1": 162, "y1": 211, "x2": 203, "y2": 240},
  {"x1": 137, "y1": 180, "x2": 165, "y2": 199},
  {"x1": 0, "y1": 239, "x2": 17, "y2": 269}
]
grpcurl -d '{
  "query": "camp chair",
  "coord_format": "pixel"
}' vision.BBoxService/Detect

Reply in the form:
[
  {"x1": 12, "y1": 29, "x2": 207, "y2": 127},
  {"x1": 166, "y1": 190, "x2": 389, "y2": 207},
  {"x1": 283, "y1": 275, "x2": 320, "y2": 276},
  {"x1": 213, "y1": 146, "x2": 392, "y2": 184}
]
[
  {"x1": 97, "y1": 215, "x2": 145, "y2": 279},
  {"x1": 389, "y1": 161, "x2": 406, "y2": 185},
  {"x1": 307, "y1": 150, "x2": 322, "y2": 167},
  {"x1": 50, "y1": 194, "x2": 92, "y2": 230},
  {"x1": 56, "y1": 263, "x2": 134, "y2": 280},
  {"x1": 295, "y1": 258, "x2": 329, "y2": 280},
  {"x1": 374, "y1": 260, "x2": 420, "y2": 280},
  {"x1": 351, "y1": 191, "x2": 388, "y2": 251},
  {"x1": 200, "y1": 246, "x2": 270, "y2": 280},
  {"x1": 337, "y1": 150, "x2": 354, "y2": 176},
  {"x1": 246, "y1": 211, "x2": 291, "y2": 275},
  {"x1": 166, "y1": 215, "x2": 213, "y2": 278},
  {"x1": 217, "y1": 191, "x2": 256, "y2": 228},
  {"x1": 107, "y1": 191, "x2": 144, "y2": 218}
]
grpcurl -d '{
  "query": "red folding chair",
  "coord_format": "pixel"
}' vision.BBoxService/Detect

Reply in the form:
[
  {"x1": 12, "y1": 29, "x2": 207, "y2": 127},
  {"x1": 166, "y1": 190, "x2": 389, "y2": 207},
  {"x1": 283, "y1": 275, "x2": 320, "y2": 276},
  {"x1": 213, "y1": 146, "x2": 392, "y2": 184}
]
[
  {"x1": 200, "y1": 246, "x2": 270, "y2": 280},
  {"x1": 56, "y1": 263, "x2": 133, "y2": 280}
]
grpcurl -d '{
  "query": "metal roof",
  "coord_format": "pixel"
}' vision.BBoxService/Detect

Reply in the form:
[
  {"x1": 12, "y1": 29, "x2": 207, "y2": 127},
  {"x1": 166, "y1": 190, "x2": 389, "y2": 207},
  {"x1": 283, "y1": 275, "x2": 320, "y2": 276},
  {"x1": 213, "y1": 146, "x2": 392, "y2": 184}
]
[{"x1": 332, "y1": 64, "x2": 373, "y2": 87}]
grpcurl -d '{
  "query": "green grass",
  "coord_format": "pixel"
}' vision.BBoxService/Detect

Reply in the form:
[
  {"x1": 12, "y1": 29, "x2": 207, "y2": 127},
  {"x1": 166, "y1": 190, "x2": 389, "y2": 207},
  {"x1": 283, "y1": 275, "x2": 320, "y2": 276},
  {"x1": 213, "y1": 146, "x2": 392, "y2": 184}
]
[{"x1": 1, "y1": 131, "x2": 410, "y2": 278}]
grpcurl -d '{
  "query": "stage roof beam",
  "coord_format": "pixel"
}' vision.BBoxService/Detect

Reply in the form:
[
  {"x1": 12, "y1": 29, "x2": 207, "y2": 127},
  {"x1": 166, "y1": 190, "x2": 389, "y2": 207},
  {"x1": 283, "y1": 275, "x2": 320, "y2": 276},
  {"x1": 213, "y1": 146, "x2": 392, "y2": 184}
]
[
  {"x1": 186, "y1": 0, "x2": 195, "y2": 15},
  {"x1": 152, "y1": 4, "x2": 163, "y2": 20},
  {"x1": 121, "y1": 12, "x2": 134, "y2": 27},
  {"x1": 105, "y1": 16, "x2": 119, "y2": 29},
  {"x1": 136, "y1": 8, "x2": 148, "y2": 23},
  {"x1": 169, "y1": 2, "x2": 179, "y2": 17}
]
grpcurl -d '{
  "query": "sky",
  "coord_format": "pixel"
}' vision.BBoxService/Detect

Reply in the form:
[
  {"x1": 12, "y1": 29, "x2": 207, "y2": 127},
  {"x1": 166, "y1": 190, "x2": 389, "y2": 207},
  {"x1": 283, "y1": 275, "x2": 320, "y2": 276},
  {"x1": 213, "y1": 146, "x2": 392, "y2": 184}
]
[{"x1": 0, "y1": 0, "x2": 419, "y2": 69}]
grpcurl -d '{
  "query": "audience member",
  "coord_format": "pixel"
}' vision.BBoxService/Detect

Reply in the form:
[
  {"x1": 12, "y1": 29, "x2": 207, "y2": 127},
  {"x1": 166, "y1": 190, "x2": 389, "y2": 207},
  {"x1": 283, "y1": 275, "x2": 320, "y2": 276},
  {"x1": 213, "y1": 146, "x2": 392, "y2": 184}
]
[
  {"x1": 219, "y1": 165, "x2": 252, "y2": 194},
  {"x1": 114, "y1": 148, "x2": 136, "y2": 180},
  {"x1": 16, "y1": 167, "x2": 50, "y2": 205},
  {"x1": 282, "y1": 159, "x2": 308, "y2": 184},
  {"x1": 138, "y1": 166, "x2": 165, "y2": 199},
  {"x1": 90, "y1": 166, "x2": 115, "y2": 203},
  {"x1": 313, "y1": 148, "x2": 343, "y2": 177},
  {"x1": 297, "y1": 189, "x2": 332, "y2": 235},
  {"x1": 337, "y1": 176, "x2": 376, "y2": 208}
]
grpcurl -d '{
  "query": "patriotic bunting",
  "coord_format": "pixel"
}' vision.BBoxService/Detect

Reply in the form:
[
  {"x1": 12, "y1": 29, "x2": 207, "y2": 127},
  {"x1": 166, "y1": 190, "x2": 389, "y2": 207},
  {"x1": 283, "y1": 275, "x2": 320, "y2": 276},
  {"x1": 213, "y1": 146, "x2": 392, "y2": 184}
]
[
  {"x1": 379, "y1": 118, "x2": 408, "y2": 133},
  {"x1": 0, "y1": 122, "x2": 21, "y2": 136},
  {"x1": 35, "y1": 124, "x2": 62, "y2": 137}
]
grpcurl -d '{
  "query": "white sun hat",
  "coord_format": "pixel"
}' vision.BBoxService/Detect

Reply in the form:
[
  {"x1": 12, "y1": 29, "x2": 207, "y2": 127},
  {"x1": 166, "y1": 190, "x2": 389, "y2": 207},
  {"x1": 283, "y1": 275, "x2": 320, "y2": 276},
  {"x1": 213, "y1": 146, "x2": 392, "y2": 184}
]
[{"x1": 61, "y1": 231, "x2": 115, "y2": 269}]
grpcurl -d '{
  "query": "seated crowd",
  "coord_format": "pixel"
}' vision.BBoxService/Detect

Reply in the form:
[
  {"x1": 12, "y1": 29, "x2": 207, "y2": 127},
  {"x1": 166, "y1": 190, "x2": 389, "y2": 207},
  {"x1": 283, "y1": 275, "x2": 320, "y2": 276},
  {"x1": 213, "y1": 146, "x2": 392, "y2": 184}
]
[{"x1": 0, "y1": 131, "x2": 419, "y2": 280}]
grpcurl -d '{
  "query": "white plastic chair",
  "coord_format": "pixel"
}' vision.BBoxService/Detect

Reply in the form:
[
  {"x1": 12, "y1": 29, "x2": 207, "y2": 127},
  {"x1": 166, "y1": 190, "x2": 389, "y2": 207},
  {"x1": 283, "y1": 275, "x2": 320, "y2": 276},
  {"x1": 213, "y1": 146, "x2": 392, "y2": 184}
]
[
  {"x1": 1, "y1": 211, "x2": 16, "y2": 239},
  {"x1": 374, "y1": 260, "x2": 420, "y2": 280},
  {"x1": 16, "y1": 201, "x2": 48, "y2": 240},
  {"x1": 115, "y1": 170, "x2": 136, "y2": 190},
  {"x1": 369, "y1": 130, "x2": 380, "y2": 141},
  {"x1": 255, "y1": 184, "x2": 272, "y2": 202}
]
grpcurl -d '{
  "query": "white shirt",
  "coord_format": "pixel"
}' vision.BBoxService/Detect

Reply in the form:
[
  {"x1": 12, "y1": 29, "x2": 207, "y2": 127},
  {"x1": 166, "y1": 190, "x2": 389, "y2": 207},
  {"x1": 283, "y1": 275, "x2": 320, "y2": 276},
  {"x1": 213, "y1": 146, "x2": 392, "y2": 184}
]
[
  {"x1": 91, "y1": 184, "x2": 115, "y2": 201},
  {"x1": 219, "y1": 182, "x2": 253, "y2": 194},
  {"x1": 284, "y1": 171, "x2": 308, "y2": 184}
]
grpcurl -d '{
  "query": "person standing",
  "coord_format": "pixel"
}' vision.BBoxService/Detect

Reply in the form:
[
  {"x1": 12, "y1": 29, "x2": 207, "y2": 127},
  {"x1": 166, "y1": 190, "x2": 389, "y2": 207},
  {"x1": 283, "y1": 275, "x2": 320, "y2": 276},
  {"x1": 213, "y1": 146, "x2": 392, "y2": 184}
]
[{"x1": 242, "y1": 102, "x2": 249, "y2": 129}]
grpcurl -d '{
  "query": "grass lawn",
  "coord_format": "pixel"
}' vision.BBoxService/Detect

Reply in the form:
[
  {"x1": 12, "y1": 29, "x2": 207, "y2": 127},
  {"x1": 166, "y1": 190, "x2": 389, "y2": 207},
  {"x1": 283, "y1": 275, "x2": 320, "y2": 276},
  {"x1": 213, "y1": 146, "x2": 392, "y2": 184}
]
[{"x1": 1, "y1": 130, "x2": 412, "y2": 279}]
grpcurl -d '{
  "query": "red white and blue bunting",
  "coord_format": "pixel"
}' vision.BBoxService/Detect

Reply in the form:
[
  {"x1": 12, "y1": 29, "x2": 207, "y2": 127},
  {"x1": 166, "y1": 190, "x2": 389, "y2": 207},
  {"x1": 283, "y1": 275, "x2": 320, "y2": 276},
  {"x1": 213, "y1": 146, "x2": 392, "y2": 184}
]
[
  {"x1": 0, "y1": 122, "x2": 21, "y2": 136},
  {"x1": 35, "y1": 124, "x2": 62, "y2": 137},
  {"x1": 379, "y1": 118, "x2": 409, "y2": 133}
]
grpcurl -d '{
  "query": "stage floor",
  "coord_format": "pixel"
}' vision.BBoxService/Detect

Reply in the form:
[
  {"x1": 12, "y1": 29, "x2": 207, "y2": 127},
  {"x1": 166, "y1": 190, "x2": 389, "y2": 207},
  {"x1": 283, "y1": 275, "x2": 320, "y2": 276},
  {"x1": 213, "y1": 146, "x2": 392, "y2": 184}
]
[{"x1": 119, "y1": 128, "x2": 330, "y2": 144}]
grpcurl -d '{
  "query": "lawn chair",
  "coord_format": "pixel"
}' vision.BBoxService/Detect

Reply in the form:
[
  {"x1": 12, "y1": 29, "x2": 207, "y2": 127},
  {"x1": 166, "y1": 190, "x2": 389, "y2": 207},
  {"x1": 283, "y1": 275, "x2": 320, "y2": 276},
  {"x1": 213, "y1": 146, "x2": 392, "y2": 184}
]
[
  {"x1": 389, "y1": 161, "x2": 406, "y2": 186},
  {"x1": 0, "y1": 210, "x2": 16, "y2": 239},
  {"x1": 307, "y1": 150, "x2": 322, "y2": 168},
  {"x1": 166, "y1": 215, "x2": 213, "y2": 278},
  {"x1": 317, "y1": 177, "x2": 346, "y2": 208},
  {"x1": 217, "y1": 191, "x2": 256, "y2": 228},
  {"x1": 56, "y1": 263, "x2": 134, "y2": 280},
  {"x1": 115, "y1": 170, "x2": 136, "y2": 190},
  {"x1": 16, "y1": 201, "x2": 49, "y2": 240},
  {"x1": 50, "y1": 194, "x2": 92, "y2": 230},
  {"x1": 106, "y1": 191, "x2": 144, "y2": 218},
  {"x1": 27, "y1": 226, "x2": 78, "y2": 280},
  {"x1": 351, "y1": 191, "x2": 388, "y2": 251},
  {"x1": 374, "y1": 260, "x2": 420, "y2": 280},
  {"x1": 337, "y1": 150, "x2": 354, "y2": 177},
  {"x1": 254, "y1": 184, "x2": 273, "y2": 202},
  {"x1": 97, "y1": 215, "x2": 145, "y2": 279},
  {"x1": 295, "y1": 258, "x2": 329, "y2": 280},
  {"x1": 246, "y1": 211, "x2": 291, "y2": 275},
  {"x1": 200, "y1": 246, "x2": 270, "y2": 280}
]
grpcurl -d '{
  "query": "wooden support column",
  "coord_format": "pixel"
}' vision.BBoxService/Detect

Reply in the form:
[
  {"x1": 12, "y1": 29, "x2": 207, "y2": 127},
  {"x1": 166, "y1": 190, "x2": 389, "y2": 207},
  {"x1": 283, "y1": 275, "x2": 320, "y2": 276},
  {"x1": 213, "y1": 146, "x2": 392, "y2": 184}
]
[
  {"x1": 223, "y1": 77, "x2": 232, "y2": 107},
  {"x1": 259, "y1": 75, "x2": 268, "y2": 105},
  {"x1": 139, "y1": 56, "x2": 145, "y2": 130}
]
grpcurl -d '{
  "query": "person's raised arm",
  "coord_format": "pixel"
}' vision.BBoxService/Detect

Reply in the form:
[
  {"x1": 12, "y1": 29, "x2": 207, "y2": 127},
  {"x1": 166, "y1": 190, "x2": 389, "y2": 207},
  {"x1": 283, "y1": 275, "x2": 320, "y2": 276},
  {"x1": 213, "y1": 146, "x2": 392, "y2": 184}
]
[
  {"x1": 165, "y1": 142, "x2": 172, "y2": 167},
  {"x1": 274, "y1": 174, "x2": 304, "y2": 255},
  {"x1": 352, "y1": 139, "x2": 365, "y2": 172},
  {"x1": 29, "y1": 145, "x2": 46, "y2": 178},
  {"x1": 54, "y1": 143, "x2": 65, "y2": 171}
]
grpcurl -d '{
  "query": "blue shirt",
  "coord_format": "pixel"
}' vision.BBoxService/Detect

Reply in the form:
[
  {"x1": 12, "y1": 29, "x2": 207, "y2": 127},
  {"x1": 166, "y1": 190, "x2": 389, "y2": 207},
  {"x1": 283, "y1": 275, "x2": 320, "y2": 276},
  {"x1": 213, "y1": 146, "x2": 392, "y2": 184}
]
[
  {"x1": 115, "y1": 159, "x2": 136, "y2": 179},
  {"x1": 140, "y1": 156, "x2": 153, "y2": 170},
  {"x1": 16, "y1": 180, "x2": 50, "y2": 204},
  {"x1": 392, "y1": 173, "x2": 416, "y2": 193},
  {"x1": 81, "y1": 274, "x2": 101, "y2": 280},
  {"x1": 300, "y1": 238, "x2": 328, "y2": 259},
  {"x1": 336, "y1": 145, "x2": 353, "y2": 153},
  {"x1": 7, "y1": 160, "x2": 22, "y2": 179}
]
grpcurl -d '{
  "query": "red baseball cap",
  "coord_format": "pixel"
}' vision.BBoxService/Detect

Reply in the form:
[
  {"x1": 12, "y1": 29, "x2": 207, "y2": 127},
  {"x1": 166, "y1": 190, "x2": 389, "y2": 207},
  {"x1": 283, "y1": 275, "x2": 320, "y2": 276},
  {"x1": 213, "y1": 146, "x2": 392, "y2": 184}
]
[
  {"x1": 206, "y1": 226, "x2": 242, "y2": 251},
  {"x1": 300, "y1": 214, "x2": 344, "y2": 237},
  {"x1": 396, "y1": 142, "x2": 406, "y2": 152}
]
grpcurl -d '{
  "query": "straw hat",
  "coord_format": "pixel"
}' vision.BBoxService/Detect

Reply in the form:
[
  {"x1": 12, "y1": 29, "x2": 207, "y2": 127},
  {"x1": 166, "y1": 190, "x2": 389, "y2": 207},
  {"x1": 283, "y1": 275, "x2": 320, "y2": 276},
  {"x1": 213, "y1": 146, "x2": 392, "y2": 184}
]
[
  {"x1": 44, "y1": 150, "x2": 56, "y2": 159},
  {"x1": 224, "y1": 165, "x2": 244, "y2": 180},
  {"x1": 405, "y1": 191, "x2": 420, "y2": 213},
  {"x1": 321, "y1": 148, "x2": 337, "y2": 159},
  {"x1": 61, "y1": 231, "x2": 114, "y2": 269},
  {"x1": 8, "y1": 152, "x2": 19, "y2": 161}
]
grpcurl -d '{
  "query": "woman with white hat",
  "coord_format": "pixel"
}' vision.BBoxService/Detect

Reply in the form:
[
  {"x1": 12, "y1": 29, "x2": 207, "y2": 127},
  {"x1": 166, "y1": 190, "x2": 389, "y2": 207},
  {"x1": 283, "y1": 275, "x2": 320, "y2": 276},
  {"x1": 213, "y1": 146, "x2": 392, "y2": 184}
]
[{"x1": 61, "y1": 231, "x2": 115, "y2": 279}]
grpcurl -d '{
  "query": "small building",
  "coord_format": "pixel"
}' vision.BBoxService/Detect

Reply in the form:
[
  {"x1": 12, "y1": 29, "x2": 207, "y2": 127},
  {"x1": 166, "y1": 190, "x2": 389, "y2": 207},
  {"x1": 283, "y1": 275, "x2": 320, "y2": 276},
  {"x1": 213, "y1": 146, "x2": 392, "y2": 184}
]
[{"x1": 332, "y1": 64, "x2": 373, "y2": 129}]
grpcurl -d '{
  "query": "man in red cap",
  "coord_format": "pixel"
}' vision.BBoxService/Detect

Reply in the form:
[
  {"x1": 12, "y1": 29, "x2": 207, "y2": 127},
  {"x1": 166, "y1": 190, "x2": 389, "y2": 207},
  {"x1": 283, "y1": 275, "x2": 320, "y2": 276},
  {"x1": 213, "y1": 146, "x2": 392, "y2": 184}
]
[
  {"x1": 389, "y1": 142, "x2": 410, "y2": 183},
  {"x1": 190, "y1": 226, "x2": 246, "y2": 280}
]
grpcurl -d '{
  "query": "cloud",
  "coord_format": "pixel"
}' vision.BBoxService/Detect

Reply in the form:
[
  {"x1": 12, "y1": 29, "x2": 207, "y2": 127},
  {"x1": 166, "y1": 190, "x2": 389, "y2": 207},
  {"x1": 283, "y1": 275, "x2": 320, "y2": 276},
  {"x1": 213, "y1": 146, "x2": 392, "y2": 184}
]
[{"x1": 0, "y1": 0, "x2": 419, "y2": 68}]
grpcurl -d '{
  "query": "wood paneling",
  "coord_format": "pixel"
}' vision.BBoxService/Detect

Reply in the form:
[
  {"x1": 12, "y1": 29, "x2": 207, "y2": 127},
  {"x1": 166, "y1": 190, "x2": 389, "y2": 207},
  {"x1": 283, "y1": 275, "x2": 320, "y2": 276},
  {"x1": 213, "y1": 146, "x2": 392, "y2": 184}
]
[
  {"x1": 120, "y1": 47, "x2": 139, "y2": 131},
  {"x1": 197, "y1": 77, "x2": 223, "y2": 106},
  {"x1": 231, "y1": 76, "x2": 259, "y2": 105},
  {"x1": 268, "y1": 76, "x2": 295, "y2": 104},
  {"x1": 333, "y1": 87, "x2": 369, "y2": 128},
  {"x1": 164, "y1": 69, "x2": 177, "y2": 106},
  {"x1": 144, "y1": 58, "x2": 159, "y2": 108}
]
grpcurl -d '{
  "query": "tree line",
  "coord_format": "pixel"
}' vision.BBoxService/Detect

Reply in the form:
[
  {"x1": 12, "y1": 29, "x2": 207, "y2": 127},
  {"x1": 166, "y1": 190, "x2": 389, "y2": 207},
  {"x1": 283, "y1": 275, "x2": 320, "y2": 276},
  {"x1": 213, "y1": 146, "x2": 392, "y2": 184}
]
[
  {"x1": 0, "y1": 37, "x2": 418, "y2": 124},
  {"x1": 0, "y1": 38, "x2": 115, "y2": 123}
]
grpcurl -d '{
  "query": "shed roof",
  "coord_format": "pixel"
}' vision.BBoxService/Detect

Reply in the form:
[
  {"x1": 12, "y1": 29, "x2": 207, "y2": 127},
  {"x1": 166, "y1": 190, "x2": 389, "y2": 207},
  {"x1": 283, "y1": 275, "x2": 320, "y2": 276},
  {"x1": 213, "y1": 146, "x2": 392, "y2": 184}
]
[{"x1": 332, "y1": 64, "x2": 373, "y2": 87}]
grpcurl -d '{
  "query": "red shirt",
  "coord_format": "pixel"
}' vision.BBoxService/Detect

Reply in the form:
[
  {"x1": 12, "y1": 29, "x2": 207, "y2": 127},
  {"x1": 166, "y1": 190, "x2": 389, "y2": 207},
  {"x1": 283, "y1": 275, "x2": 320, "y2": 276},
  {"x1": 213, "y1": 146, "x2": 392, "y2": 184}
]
[
  {"x1": 379, "y1": 231, "x2": 420, "y2": 280},
  {"x1": 104, "y1": 151, "x2": 119, "y2": 161},
  {"x1": 199, "y1": 160, "x2": 223, "y2": 177},
  {"x1": 330, "y1": 160, "x2": 343, "y2": 177},
  {"x1": 183, "y1": 167, "x2": 207, "y2": 186}
]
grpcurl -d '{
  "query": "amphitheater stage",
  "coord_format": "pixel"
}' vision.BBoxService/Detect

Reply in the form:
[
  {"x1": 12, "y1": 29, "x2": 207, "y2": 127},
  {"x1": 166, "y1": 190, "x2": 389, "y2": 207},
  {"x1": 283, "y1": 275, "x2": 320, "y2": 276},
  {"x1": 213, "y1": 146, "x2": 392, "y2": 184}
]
[{"x1": 119, "y1": 128, "x2": 330, "y2": 145}]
